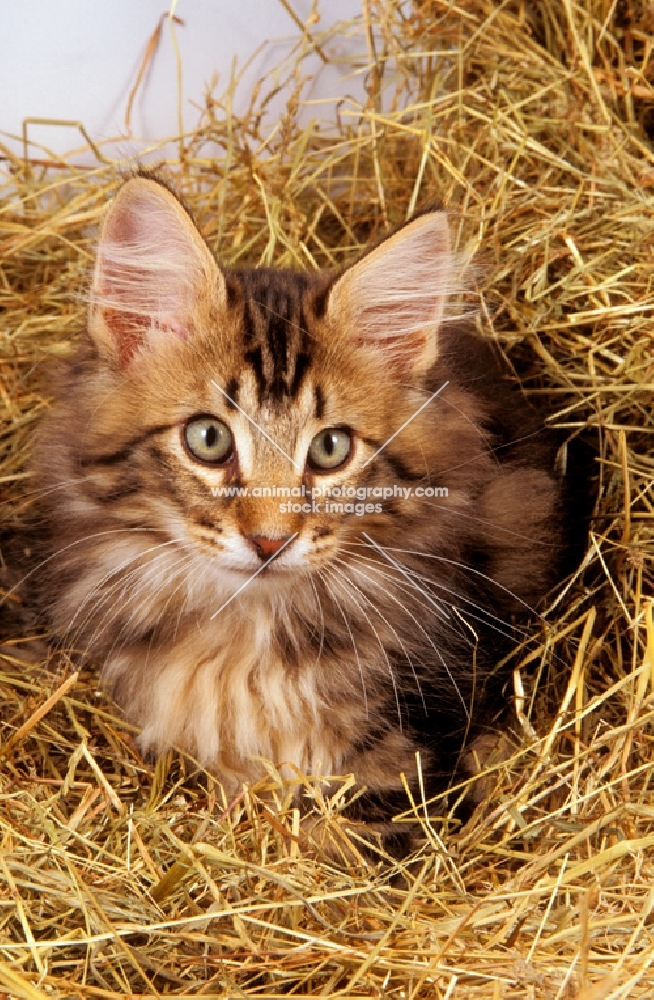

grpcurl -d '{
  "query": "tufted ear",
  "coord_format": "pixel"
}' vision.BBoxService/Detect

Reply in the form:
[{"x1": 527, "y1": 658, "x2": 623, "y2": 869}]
[
  {"x1": 90, "y1": 177, "x2": 225, "y2": 366},
  {"x1": 326, "y1": 212, "x2": 453, "y2": 374}
]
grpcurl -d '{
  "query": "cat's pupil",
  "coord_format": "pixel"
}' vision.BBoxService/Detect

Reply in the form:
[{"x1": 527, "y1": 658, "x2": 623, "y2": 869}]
[
  {"x1": 324, "y1": 433, "x2": 335, "y2": 456},
  {"x1": 205, "y1": 426, "x2": 217, "y2": 448}
]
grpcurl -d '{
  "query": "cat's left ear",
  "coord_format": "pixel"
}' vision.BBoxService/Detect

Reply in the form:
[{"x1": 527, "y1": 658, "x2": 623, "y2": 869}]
[
  {"x1": 326, "y1": 212, "x2": 452, "y2": 374},
  {"x1": 90, "y1": 177, "x2": 225, "y2": 366}
]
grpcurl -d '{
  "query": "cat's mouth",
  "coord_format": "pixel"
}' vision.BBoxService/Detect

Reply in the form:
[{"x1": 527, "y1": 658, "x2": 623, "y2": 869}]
[
  {"x1": 209, "y1": 531, "x2": 304, "y2": 576},
  {"x1": 214, "y1": 547, "x2": 301, "y2": 579},
  {"x1": 227, "y1": 561, "x2": 292, "y2": 577}
]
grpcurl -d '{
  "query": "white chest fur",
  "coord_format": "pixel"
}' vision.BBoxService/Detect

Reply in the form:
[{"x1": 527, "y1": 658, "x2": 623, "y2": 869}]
[{"x1": 106, "y1": 613, "x2": 342, "y2": 791}]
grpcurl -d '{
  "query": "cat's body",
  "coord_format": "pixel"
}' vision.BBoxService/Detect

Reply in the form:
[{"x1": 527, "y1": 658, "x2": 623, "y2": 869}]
[{"x1": 30, "y1": 178, "x2": 577, "y2": 841}]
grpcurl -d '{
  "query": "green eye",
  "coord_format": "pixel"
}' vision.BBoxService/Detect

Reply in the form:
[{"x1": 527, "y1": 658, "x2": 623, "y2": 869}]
[
  {"x1": 307, "y1": 427, "x2": 352, "y2": 471},
  {"x1": 184, "y1": 416, "x2": 233, "y2": 464}
]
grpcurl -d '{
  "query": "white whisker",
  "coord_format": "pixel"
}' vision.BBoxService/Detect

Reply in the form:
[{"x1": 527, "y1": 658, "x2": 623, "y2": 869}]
[
  {"x1": 84, "y1": 548, "x2": 194, "y2": 661},
  {"x1": 348, "y1": 539, "x2": 541, "y2": 615},
  {"x1": 0, "y1": 527, "x2": 169, "y2": 611},
  {"x1": 317, "y1": 570, "x2": 370, "y2": 720},
  {"x1": 321, "y1": 566, "x2": 402, "y2": 729},
  {"x1": 339, "y1": 541, "x2": 534, "y2": 647},
  {"x1": 333, "y1": 554, "x2": 470, "y2": 718}
]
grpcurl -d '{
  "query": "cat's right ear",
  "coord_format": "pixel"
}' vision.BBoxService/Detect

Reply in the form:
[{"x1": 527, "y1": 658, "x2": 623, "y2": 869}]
[{"x1": 90, "y1": 178, "x2": 225, "y2": 367}]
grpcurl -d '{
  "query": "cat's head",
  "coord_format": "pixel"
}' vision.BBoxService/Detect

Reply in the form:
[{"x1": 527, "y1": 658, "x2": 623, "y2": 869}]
[{"x1": 78, "y1": 177, "x2": 464, "y2": 590}]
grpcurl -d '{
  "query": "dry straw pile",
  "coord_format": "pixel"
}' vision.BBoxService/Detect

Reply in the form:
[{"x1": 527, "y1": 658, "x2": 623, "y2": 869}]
[{"x1": 1, "y1": 1, "x2": 654, "y2": 996}]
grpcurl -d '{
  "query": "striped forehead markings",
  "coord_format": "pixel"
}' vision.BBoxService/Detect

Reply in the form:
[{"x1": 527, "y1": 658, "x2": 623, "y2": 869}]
[
  {"x1": 240, "y1": 270, "x2": 313, "y2": 402},
  {"x1": 210, "y1": 378, "x2": 301, "y2": 470}
]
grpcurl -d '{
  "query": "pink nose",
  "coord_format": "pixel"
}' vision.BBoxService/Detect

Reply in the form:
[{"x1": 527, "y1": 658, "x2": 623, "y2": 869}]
[{"x1": 247, "y1": 535, "x2": 293, "y2": 561}]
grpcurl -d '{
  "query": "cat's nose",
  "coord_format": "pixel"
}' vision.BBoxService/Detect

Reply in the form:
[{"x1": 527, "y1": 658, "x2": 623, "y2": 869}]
[{"x1": 246, "y1": 534, "x2": 294, "y2": 561}]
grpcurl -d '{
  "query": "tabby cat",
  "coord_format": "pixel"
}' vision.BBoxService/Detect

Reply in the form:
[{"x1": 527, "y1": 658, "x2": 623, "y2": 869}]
[{"x1": 32, "y1": 177, "x2": 574, "y2": 846}]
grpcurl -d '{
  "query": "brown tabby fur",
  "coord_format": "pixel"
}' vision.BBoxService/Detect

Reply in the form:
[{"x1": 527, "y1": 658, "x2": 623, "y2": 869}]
[{"x1": 30, "y1": 177, "x2": 577, "y2": 849}]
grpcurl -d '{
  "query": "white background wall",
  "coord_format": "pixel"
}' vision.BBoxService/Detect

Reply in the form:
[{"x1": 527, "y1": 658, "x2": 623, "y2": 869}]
[{"x1": 0, "y1": 1, "x2": 367, "y2": 163}]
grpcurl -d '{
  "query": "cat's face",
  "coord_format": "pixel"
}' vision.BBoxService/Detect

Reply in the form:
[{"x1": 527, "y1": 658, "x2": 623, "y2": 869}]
[{"x1": 75, "y1": 178, "x2": 458, "y2": 595}]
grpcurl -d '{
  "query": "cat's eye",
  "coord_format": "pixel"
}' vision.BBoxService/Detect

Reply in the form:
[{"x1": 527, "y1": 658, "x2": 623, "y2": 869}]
[
  {"x1": 184, "y1": 416, "x2": 233, "y2": 465},
  {"x1": 307, "y1": 427, "x2": 352, "y2": 471}
]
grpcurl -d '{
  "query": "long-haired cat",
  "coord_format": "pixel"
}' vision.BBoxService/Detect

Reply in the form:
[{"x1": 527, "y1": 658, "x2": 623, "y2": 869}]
[{"x1": 30, "y1": 177, "x2": 579, "y2": 848}]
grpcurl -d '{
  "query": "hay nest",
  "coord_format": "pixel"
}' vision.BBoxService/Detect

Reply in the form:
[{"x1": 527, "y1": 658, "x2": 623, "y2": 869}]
[{"x1": 1, "y1": 1, "x2": 653, "y2": 996}]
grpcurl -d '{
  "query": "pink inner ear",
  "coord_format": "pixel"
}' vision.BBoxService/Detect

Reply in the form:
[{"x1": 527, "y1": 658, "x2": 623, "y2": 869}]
[
  {"x1": 356, "y1": 327, "x2": 432, "y2": 374},
  {"x1": 107, "y1": 208, "x2": 139, "y2": 246},
  {"x1": 328, "y1": 212, "x2": 453, "y2": 374},
  {"x1": 97, "y1": 248, "x2": 191, "y2": 365},
  {"x1": 98, "y1": 304, "x2": 188, "y2": 368},
  {"x1": 91, "y1": 180, "x2": 215, "y2": 365}
]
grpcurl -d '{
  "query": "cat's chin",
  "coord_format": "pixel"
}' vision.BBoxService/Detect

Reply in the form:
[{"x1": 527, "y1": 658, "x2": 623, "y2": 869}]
[{"x1": 205, "y1": 560, "x2": 325, "y2": 608}]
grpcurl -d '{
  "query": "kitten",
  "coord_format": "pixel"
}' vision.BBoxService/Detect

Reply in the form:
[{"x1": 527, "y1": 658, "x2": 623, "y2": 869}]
[{"x1": 31, "y1": 177, "x2": 575, "y2": 847}]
